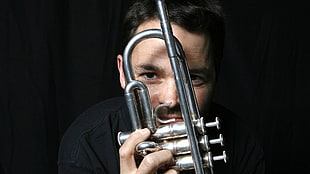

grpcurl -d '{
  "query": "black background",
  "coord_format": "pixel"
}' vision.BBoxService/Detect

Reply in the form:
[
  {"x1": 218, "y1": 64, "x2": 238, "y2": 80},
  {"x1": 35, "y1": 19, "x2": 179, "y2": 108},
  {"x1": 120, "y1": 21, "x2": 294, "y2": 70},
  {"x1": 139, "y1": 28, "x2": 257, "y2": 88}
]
[{"x1": 0, "y1": 0, "x2": 309, "y2": 174}]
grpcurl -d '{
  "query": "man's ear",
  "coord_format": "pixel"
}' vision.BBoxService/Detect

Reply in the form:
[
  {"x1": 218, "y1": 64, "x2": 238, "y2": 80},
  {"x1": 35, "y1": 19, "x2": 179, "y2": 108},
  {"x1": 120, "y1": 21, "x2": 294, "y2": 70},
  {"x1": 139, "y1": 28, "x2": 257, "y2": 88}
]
[{"x1": 117, "y1": 54, "x2": 126, "y2": 89}]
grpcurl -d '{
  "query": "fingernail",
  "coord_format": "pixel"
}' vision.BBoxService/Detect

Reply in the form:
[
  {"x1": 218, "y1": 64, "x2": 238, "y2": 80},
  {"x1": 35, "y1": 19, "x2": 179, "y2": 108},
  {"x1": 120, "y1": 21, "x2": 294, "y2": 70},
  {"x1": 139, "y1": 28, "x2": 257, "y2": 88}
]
[{"x1": 140, "y1": 128, "x2": 150, "y2": 135}]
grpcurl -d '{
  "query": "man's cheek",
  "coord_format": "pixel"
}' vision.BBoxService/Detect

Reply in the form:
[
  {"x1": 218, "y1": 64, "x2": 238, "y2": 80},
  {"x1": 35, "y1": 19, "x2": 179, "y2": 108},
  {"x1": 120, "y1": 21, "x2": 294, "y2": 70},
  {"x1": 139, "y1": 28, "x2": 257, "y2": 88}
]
[{"x1": 195, "y1": 88, "x2": 211, "y2": 110}]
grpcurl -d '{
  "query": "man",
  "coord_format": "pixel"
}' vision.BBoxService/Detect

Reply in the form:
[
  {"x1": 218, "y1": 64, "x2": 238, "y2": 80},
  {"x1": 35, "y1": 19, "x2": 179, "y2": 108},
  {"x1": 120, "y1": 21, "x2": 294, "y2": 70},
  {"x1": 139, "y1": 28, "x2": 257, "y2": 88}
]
[{"x1": 58, "y1": 0, "x2": 265, "y2": 173}]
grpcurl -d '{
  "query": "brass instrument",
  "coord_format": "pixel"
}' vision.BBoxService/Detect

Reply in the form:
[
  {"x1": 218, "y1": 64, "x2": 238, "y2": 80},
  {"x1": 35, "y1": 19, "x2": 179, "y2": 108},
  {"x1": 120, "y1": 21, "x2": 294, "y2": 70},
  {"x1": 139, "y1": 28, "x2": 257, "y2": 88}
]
[{"x1": 117, "y1": 0, "x2": 227, "y2": 173}]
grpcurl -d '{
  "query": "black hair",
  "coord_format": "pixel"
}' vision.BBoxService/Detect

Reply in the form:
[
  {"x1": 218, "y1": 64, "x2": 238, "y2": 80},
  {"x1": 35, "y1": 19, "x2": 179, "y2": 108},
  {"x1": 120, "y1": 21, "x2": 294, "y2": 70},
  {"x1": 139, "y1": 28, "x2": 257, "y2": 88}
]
[{"x1": 121, "y1": 0, "x2": 225, "y2": 73}]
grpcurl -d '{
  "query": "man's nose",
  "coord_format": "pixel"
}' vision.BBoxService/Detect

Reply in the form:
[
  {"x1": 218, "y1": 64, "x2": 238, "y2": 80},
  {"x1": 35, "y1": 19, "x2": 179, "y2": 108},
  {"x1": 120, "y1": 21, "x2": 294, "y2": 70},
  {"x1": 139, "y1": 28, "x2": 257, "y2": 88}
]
[{"x1": 159, "y1": 79, "x2": 179, "y2": 107}]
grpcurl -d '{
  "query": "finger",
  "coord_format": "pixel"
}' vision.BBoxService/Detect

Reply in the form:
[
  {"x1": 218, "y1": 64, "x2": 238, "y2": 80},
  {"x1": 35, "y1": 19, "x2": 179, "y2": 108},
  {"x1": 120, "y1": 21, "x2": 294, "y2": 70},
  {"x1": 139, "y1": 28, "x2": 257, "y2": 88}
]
[
  {"x1": 119, "y1": 128, "x2": 151, "y2": 173},
  {"x1": 157, "y1": 168, "x2": 179, "y2": 174},
  {"x1": 163, "y1": 168, "x2": 179, "y2": 174},
  {"x1": 136, "y1": 150, "x2": 175, "y2": 174}
]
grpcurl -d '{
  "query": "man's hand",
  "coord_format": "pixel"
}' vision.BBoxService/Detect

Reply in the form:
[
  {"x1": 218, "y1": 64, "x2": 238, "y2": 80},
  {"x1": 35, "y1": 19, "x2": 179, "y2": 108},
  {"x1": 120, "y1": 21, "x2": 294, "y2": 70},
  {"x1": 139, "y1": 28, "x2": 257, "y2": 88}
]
[{"x1": 119, "y1": 128, "x2": 178, "y2": 174}]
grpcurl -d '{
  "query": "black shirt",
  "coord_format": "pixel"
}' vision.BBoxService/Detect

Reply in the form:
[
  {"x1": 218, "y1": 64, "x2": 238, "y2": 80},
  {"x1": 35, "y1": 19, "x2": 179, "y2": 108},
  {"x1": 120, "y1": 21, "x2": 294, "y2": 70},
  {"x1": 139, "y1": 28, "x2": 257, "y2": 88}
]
[{"x1": 58, "y1": 97, "x2": 265, "y2": 174}]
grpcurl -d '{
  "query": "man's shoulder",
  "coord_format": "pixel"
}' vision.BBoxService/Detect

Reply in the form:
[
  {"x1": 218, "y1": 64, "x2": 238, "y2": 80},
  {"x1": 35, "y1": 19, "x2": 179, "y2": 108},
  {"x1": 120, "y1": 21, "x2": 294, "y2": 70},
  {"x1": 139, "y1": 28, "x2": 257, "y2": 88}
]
[
  {"x1": 210, "y1": 102, "x2": 257, "y2": 142},
  {"x1": 65, "y1": 97, "x2": 127, "y2": 134},
  {"x1": 210, "y1": 102, "x2": 265, "y2": 173},
  {"x1": 58, "y1": 97, "x2": 129, "y2": 164},
  {"x1": 209, "y1": 102, "x2": 240, "y2": 126},
  {"x1": 210, "y1": 102, "x2": 249, "y2": 130}
]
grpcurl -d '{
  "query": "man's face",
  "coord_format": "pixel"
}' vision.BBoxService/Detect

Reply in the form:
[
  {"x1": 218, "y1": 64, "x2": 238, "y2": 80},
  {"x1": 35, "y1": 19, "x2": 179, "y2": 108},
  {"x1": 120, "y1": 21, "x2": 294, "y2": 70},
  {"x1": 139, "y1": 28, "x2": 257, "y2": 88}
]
[{"x1": 118, "y1": 19, "x2": 216, "y2": 125}]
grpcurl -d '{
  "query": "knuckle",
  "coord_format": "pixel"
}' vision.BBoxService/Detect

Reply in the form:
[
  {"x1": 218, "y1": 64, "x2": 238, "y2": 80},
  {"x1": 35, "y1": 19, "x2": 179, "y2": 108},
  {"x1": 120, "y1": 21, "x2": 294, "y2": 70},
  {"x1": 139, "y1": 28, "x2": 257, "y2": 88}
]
[
  {"x1": 143, "y1": 154, "x2": 159, "y2": 168},
  {"x1": 119, "y1": 146, "x2": 132, "y2": 159},
  {"x1": 161, "y1": 150, "x2": 174, "y2": 162}
]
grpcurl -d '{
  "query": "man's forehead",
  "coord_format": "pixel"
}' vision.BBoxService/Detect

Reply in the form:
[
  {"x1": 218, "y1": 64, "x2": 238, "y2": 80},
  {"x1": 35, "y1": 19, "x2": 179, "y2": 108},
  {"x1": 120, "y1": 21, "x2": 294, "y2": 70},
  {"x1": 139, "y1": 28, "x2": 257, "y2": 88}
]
[
  {"x1": 136, "y1": 19, "x2": 161, "y2": 33},
  {"x1": 133, "y1": 19, "x2": 213, "y2": 71}
]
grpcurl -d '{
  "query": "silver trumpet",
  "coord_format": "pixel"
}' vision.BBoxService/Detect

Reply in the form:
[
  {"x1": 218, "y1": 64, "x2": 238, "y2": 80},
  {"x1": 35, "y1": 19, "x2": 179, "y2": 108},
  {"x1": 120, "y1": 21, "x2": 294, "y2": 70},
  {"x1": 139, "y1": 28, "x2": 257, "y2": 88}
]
[{"x1": 117, "y1": 0, "x2": 227, "y2": 173}]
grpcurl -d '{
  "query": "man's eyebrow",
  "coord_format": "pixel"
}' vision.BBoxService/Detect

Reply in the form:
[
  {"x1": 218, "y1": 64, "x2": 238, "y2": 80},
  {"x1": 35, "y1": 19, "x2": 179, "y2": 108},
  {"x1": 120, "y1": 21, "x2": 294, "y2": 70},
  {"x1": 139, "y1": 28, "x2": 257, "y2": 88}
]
[
  {"x1": 189, "y1": 67, "x2": 209, "y2": 74},
  {"x1": 134, "y1": 64, "x2": 209, "y2": 75},
  {"x1": 134, "y1": 64, "x2": 163, "y2": 73}
]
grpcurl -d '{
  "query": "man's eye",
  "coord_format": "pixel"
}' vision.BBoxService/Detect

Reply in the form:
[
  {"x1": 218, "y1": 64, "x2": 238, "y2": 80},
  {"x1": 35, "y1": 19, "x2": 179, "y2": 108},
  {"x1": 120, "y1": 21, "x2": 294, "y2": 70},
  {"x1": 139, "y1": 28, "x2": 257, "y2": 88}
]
[
  {"x1": 190, "y1": 75, "x2": 205, "y2": 86},
  {"x1": 141, "y1": 73, "x2": 157, "y2": 81}
]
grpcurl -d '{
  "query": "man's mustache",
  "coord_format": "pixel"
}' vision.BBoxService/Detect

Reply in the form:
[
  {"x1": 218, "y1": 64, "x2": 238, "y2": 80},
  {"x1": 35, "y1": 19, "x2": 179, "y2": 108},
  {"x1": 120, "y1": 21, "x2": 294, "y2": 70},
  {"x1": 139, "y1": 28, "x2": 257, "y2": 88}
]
[{"x1": 154, "y1": 103, "x2": 182, "y2": 117}]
